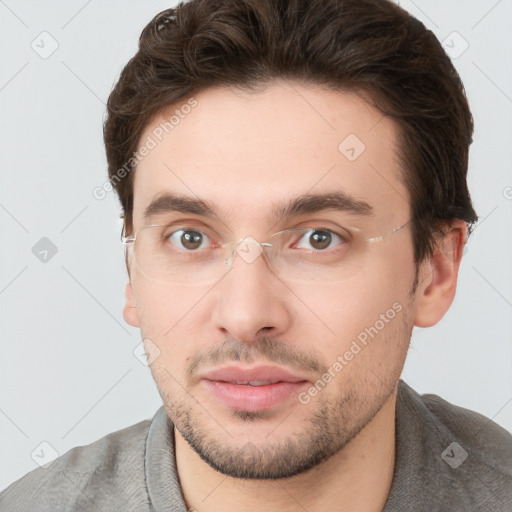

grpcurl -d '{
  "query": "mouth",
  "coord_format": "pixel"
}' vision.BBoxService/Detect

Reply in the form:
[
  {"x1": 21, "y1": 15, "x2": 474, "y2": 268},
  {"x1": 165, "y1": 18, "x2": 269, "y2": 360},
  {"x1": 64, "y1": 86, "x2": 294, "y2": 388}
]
[
  {"x1": 200, "y1": 365, "x2": 310, "y2": 412},
  {"x1": 227, "y1": 380, "x2": 287, "y2": 386}
]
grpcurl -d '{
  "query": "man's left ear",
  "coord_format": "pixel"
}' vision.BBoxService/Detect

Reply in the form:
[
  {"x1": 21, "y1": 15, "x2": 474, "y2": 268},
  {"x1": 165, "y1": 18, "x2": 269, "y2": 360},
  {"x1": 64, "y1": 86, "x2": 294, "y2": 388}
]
[{"x1": 413, "y1": 219, "x2": 468, "y2": 328}]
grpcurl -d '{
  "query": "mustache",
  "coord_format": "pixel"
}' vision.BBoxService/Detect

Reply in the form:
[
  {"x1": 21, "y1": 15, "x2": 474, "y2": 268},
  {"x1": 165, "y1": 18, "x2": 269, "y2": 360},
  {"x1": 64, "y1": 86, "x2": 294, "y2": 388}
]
[{"x1": 186, "y1": 336, "x2": 327, "y2": 385}]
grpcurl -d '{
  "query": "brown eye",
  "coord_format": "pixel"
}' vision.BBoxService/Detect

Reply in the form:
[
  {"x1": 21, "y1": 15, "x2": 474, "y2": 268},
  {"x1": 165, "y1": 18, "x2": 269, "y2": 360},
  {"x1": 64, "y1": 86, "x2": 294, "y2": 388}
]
[
  {"x1": 169, "y1": 229, "x2": 207, "y2": 251},
  {"x1": 295, "y1": 229, "x2": 345, "y2": 251},
  {"x1": 310, "y1": 230, "x2": 332, "y2": 250}
]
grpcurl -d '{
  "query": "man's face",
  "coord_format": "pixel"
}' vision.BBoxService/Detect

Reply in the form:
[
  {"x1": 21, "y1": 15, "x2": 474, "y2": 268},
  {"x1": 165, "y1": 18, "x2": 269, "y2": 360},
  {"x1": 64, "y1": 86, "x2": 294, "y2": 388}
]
[{"x1": 125, "y1": 81, "x2": 420, "y2": 479}]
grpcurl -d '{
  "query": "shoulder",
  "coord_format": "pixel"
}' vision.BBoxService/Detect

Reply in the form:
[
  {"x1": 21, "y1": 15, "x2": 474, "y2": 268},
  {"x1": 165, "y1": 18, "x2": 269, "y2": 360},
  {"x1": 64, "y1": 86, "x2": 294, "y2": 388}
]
[
  {"x1": 394, "y1": 380, "x2": 512, "y2": 510},
  {"x1": 418, "y1": 385, "x2": 512, "y2": 476},
  {"x1": 0, "y1": 415, "x2": 154, "y2": 512}
]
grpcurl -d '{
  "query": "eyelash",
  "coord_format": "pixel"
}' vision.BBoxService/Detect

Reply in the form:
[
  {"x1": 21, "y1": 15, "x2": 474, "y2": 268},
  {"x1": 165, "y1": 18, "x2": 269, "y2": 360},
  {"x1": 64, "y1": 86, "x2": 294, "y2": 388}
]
[{"x1": 164, "y1": 226, "x2": 349, "y2": 253}]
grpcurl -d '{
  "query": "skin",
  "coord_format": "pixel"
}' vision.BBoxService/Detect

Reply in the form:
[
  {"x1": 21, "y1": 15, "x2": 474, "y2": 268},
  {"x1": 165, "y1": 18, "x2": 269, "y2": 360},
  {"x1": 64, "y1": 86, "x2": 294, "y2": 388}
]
[{"x1": 123, "y1": 80, "x2": 466, "y2": 512}]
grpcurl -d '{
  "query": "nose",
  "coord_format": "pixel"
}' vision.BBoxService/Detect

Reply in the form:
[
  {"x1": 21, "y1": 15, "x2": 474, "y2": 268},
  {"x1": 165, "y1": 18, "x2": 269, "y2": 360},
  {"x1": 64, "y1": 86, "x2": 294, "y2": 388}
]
[{"x1": 210, "y1": 242, "x2": 292, "y2": 343}]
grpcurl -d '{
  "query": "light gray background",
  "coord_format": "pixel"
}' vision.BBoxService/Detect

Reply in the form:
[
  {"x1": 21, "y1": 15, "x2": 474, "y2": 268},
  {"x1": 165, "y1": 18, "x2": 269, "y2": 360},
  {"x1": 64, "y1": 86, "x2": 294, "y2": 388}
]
[{"x1": 1, "y1": 0, "x2": 511, "y2": 491}]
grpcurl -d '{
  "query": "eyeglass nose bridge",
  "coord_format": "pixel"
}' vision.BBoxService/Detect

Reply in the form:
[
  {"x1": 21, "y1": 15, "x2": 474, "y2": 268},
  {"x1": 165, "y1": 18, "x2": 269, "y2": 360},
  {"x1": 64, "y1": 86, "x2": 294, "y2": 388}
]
[{"x1": 224, "y1": 236, "x2": 273, "y2": 266}]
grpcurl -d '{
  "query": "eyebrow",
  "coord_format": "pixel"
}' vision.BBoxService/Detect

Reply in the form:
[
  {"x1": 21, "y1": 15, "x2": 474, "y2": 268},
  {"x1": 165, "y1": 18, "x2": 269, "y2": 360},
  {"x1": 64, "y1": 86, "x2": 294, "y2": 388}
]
[{"x1": 143, "y1": 191, "x2": 374, "y2": 223}]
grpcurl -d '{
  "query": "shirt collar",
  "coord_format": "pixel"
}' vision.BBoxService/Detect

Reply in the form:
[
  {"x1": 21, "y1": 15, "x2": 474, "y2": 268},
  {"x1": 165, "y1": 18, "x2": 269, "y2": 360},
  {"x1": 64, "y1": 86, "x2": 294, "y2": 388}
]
[{"x1": 145, "y1": 405, "x2": 187, "y2": 512}]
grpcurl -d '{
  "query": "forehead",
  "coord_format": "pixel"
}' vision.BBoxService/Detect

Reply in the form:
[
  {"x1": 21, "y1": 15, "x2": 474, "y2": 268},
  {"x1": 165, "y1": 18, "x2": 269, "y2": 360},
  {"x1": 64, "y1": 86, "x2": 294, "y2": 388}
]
[{"x1": 132, "y1": 80, "x2": 410, "y2": 228}]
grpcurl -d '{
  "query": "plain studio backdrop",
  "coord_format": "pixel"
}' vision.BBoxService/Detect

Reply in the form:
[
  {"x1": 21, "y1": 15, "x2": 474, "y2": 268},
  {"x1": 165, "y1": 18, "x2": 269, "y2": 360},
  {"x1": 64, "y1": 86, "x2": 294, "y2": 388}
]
[{"x1": 1, "y1": 0, "x2": 511, "y2": 491}]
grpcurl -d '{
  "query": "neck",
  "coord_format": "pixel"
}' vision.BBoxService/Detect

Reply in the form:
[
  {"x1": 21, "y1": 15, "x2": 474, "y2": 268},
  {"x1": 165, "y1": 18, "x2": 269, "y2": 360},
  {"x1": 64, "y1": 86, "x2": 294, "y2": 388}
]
[{"x1": 174, "y1": 387, "x2": 397, "y2": 512}]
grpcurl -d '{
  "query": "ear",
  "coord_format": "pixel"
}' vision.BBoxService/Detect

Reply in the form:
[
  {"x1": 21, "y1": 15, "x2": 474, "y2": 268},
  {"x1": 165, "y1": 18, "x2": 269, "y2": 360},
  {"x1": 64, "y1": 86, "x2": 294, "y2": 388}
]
[
  {"x1": 123, "y1": 281, "x2": 140, "y2": 328},
  {"x1": 413, "y1": 220, "x2": 467, "y2": 327}
]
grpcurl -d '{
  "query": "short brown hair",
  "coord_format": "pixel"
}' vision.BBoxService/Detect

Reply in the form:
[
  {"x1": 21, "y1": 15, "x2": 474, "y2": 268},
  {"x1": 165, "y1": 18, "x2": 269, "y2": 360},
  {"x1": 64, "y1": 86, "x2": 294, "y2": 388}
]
[{"x1": 104, "y1": 0, "x2": 478, "y2": 265}]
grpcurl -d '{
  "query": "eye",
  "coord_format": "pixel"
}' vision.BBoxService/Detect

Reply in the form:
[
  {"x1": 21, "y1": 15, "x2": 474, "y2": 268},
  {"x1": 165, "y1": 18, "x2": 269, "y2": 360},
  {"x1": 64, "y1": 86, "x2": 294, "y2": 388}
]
[
  {"x1": 294, "y1": 228, "x2": 346, "y2": 251},
  {"x1": 168, "y1": 229, "x2": 210, "y2": 251}
]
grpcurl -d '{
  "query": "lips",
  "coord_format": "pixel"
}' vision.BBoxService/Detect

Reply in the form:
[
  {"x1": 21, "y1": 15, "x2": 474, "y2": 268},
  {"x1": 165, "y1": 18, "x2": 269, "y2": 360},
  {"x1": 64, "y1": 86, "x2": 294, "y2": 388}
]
[
  {"x1": 202, "y1": 365, "x2": 309, "y2": 384},
  {"x1": 200, "y1": 365, "x2": 310, "y2": 411}
]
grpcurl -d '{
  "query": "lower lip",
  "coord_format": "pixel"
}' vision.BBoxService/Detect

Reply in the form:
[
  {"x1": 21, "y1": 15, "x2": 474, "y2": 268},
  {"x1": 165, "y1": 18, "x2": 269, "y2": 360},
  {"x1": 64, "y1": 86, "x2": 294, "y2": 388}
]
[{"x1": 202, "y1": 380, "x2": 309, "y2": 412}]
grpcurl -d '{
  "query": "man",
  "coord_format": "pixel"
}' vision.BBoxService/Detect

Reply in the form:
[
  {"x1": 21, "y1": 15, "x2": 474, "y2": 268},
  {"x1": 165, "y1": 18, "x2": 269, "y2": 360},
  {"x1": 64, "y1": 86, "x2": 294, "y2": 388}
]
[{"x1": 1, "y1": 0, "x2": 511, "y2": 510}]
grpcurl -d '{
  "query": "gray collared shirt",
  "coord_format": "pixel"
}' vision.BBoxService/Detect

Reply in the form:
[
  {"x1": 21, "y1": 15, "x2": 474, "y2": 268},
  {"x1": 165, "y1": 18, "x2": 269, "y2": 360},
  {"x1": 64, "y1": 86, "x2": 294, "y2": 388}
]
[{"x1": 1, "y1": 380, "x2": 511, "y2": 511}]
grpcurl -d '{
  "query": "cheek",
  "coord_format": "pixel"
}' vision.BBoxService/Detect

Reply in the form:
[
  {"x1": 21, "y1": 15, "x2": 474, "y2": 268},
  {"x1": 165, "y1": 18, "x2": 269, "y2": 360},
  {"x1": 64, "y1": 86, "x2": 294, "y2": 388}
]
[
  {"x1": 316, "y1": 288, "x2": 411, "y2": 389},
  {"x1": 131, "y1": 277, "x2": 213, "y2": 366},
  {"x1": 299, "y1": 260, "x2": 414, "y2": 361},
  {"x1": 133, "y1": 275, "x2": 208, "y2": 326}
]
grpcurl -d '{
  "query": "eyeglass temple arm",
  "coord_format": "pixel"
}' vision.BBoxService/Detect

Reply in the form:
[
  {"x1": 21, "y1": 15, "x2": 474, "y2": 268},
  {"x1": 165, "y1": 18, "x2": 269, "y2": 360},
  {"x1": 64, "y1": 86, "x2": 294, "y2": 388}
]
[
  {"x1": 120, "y1": 226, "x2": 136, "y2": 244},
  {"x1": 366, "y1": 219, "x2": 411, "y2": 243}
]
